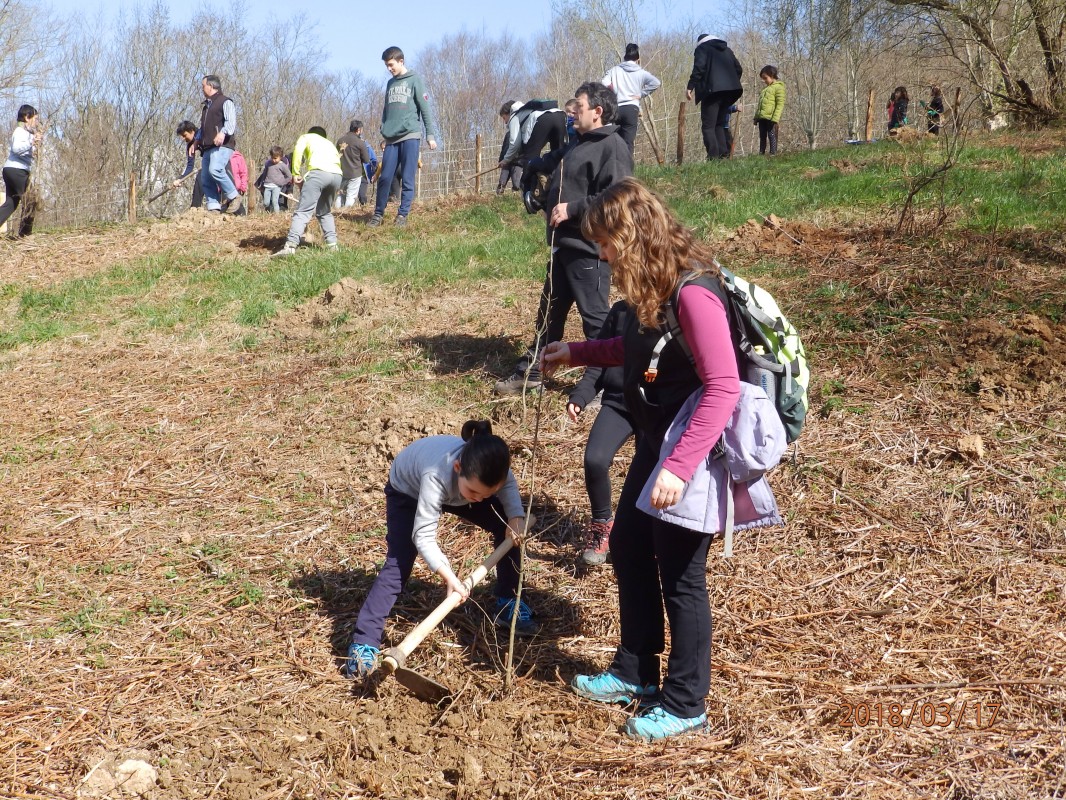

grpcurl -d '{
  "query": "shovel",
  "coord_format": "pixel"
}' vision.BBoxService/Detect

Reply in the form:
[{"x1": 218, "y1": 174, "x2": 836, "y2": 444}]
[{"x1": 379, "y1": 516, "x2": 535, "y2": 703}]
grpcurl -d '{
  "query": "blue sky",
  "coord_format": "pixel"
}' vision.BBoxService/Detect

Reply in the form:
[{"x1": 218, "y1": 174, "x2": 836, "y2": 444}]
[
  {"x1": 45, "y1": 0, "x2": 553, "y2": 78},
  {"x1": 44, "y1": 0, "x2": 716, "y2": 79}
]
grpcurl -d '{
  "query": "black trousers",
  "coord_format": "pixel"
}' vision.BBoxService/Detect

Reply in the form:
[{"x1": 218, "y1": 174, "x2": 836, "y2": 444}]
[
  {"x1": 0, "y1": 167, "x2": 30, "y2": 229},
  {"x1": 516, "y1": 248, "x2": 611, "y2": 378},
  {"x1": 699, "y1": 90, "x2": 743, "y2": 160},
  {"x1": 615, "y1": 105, "x2": 640, "y2": 154},
  {"x1": 607, "y1": 437, "x2": 713, "y2": 719},
  {"x1": 522, "y1": 113, "x2": 566, "y2": 163},
  {"x1": 584, "y1": 404, "x2": 635, "y2": 520}
]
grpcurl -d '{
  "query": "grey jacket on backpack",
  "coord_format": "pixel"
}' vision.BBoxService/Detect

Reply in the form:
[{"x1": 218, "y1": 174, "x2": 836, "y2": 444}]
[{"x1": 636, "y1": 383, "x2": 785, "y2": 553}]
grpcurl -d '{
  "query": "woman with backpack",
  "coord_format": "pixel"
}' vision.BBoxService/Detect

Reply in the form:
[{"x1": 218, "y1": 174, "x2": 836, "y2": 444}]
[{"x1": 541, "y1": 177, "x2": 743, "y2": 741}]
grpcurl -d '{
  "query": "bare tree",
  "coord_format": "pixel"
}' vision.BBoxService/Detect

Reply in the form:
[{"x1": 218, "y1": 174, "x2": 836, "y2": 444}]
[{"x1": 882, "y1": 0, "x2": 1065, "y2": 124}]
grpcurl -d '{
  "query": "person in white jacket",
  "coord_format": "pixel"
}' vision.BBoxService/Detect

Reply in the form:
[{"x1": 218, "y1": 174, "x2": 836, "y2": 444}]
[
  {"x1": 0, "y1": 104, "x2": 42, "y2": 234},
  {"x1": 601, "y1": 43, "x2": 661, "y2": 154}
]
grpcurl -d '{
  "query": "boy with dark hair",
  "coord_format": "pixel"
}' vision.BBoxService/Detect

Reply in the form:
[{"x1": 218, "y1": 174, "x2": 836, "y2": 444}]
[
  {"x1": 336, "y1": 119, "x2": 372, "y2": 209},
  {"x1": 495, "y1": 81, "x2": 633, "y2": 395},
  {"x1": 601, "y1": 42, "x2": 661, "y2": 154},
  {"x1": 272, "y1": 126, "x2": 343, "y2": 256},
  {"x1": 369, "y1": 46, "x2": 438, "y2": 227}
]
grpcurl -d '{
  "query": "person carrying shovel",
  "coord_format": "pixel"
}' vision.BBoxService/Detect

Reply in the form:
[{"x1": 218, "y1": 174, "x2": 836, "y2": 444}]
[{"x1": 345, "y1": 420, "x2": 538, "y2": 678}]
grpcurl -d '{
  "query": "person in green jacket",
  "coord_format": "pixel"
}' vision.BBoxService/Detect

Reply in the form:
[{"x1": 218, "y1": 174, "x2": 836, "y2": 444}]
[
  {"x1": 368, "y1": 46, "x2": 438, "y2": 227},
  {"x1": 753, "y1": 65, "x2": 785, "y2": 155},
  {"x1": 272, "y1": 126, "x2": 343, "y2": 256}
]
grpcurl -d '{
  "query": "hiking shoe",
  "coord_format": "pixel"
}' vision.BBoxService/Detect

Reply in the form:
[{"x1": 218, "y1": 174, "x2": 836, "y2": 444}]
[
  {"x1": 579, "y1": 518, "x2": 612, "y2": 567},
  {"x1": 223, "y1": 196, "x2": 244, "y2": 215},
  {"x1": 344, "y1": 642, "x2": 380, "y2": 678},
  {"x1": 494, "y1": 370, "x2": 542, "y2": 396},
  {"x1": 622, "y1": 705, "x2": 709, "y2": 742},
  {"x1": 494, "y1": 597, "x2": 539, "y2": 636},
  {"x1": 271, "y1": 244, "x2": 297, "y2": 257},
  {"x1": 367, "y1": 215, "x2": 383, "y2": 227},
  {"x1": 394, "y1": 215, "x2": 407, "y2": 227},
  {"x1": 571, "y1": 671, "x2": 658, "y2": 705}
]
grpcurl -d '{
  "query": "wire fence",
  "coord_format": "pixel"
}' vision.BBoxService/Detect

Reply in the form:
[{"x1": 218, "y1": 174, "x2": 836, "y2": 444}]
[{"x1": 4, "y1": 102, "x2": 932, "y2": 235}]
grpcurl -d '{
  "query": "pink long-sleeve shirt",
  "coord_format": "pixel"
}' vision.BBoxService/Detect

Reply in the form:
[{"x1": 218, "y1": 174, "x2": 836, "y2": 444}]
[{"x1": 567, "y1": 284, "x2": 741, "y2": 480}]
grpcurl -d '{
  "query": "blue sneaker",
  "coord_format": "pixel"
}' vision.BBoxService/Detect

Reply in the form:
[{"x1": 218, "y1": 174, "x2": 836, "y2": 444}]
[
  {"x1": 344, "y1": 642, "x2": 380, "y2": 678},
  {"x1": 571, "y1": 671, "x2": 659, "y2": 705},
  {"x1": 494, "y1": 597, "x2": 540, "y2": 636},
  {"x1": 623, "y1": 705, "x2": 709, "y2": 741}
]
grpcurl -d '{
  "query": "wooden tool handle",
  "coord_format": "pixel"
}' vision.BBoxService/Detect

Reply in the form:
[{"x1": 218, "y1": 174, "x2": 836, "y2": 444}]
[{"x1": 382, "y1": 515, "x2": 534, "y2": 672}]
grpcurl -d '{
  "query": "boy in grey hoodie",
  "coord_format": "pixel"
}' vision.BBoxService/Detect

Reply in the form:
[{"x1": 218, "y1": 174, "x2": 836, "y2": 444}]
[
  {"x1": 601, "y1": 43, "x2": 661, "y2": 154},
  {"x1": 369, "y1": 46, "x2": 438, "y2": 227}
]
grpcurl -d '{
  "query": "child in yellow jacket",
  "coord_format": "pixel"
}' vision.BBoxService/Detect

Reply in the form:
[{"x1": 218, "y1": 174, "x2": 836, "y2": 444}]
[{"x1": 754, "y1": 65, "x2": 786, "y2": 155}]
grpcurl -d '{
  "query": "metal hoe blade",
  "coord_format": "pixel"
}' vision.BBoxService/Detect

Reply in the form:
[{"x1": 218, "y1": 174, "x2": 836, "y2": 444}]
[{"x1": 393, "y1": 666, "x2": 453, "y2": 705}]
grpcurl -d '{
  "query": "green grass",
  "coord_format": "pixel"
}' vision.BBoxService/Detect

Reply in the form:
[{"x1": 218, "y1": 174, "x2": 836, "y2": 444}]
[{"x1": 1, "y1": 132, "x2": 1062, "y2": 352}]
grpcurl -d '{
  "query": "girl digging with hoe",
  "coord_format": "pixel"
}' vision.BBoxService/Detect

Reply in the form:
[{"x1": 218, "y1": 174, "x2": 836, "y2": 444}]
[
  {"x1": 542, "y1": 178, "x2": 743, "y2": 741},
  {"x1": 346, "y1": 421, "x2": 537, "y2": 677}
]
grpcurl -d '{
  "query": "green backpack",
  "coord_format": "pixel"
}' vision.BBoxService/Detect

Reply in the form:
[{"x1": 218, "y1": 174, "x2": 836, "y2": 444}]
[{"x1": 658, "y1": 263, "x2": 810, "y2": 443}]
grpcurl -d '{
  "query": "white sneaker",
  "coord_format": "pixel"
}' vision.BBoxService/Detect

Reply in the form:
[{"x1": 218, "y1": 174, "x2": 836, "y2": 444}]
[{"x1": 271, "y1": 244, "x2": 297, "y2": 257}]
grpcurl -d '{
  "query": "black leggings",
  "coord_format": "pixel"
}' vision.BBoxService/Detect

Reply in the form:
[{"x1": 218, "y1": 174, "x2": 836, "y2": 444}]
[
  {"x1": 758, "y1": 120, "x2": 778, "y2": 155},
  {"x1": 584, "y1": 405, "x2": 636, "y2": 520},
  {"x1": 0, "y1": 167, "x2": 30, "y2": 230}
]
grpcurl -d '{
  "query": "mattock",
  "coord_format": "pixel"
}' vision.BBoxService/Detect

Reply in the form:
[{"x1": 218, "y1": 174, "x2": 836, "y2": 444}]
[{"x1": 378, "y1": 515, "x2": 535, "y2": 704}]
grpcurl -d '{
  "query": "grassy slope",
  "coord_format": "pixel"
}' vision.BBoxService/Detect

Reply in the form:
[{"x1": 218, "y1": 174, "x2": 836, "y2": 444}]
[{"x1": 1, "y1": 129, "x2": 1064, "y2": 799}]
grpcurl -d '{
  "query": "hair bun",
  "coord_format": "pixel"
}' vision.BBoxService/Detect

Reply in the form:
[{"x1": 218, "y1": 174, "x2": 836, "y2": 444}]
[{"x1": 461, "y1": 420, "x2": 493, "y2": 441}]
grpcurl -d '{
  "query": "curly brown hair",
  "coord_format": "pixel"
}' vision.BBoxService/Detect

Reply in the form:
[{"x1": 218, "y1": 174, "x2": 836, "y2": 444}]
[{"x1": 581, "y1": 178, "x2": 720, "y2": 328}]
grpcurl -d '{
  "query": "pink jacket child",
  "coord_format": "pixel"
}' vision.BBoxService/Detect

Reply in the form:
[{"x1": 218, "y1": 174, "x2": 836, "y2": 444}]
[{"x1": 229, "y1": 150, "x2": 249, "y2": 194}]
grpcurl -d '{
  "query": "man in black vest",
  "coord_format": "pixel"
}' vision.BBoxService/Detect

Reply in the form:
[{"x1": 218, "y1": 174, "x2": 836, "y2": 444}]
[{"x1": 195, "y1": 75, "x2": 242, "y2": 214}]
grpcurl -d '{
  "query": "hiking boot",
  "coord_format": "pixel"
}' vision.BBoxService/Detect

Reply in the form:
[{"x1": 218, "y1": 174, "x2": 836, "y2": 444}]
[
  {"x1": 344, "y1": 642, "x2": 380, "y2": 678},
  {"x1": 579, "y1": 518, "x2": 612, "y2": 567},
  {"x1": 271, "y1": 244, "x2": 297, "y2": 257},
  {"x1": 622, "y1": 705, "x2": 709, "y2": 742},
  {"x1": 223, "y1": 196, "x2": 244, "y2": 215},
  {"x1": 571, "y1": 671, "x2": 659, "y2": 705},
  {"x1": 367, "y1": 215, "x2": 383, "y2": 227},
  {"x1": 394, "y1": 215, "x2": 407, "y2": 227},
  {"x1": 493, "y1": 369, "x2": 542, "y2": 396},
  {"x1": 494, "y1": 597, "x2": 539, "y2": 636}
]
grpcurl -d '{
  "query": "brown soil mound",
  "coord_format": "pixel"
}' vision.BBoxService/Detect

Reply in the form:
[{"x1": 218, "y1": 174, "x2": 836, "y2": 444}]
[{"x1": 726, "y1": 214, "x2": 860, "y2": 259}]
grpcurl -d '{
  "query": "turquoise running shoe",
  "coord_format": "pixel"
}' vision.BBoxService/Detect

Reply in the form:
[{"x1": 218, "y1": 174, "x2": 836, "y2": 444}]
[
  {"x1": 344, "y1": 642, "x2": 380, "y2": 678},
  {"x1": 571, "y1": 671, "x2": 659, "y2": 705},
  {"x1": 622, "y1": 705, "x2": 709, "y2": 741}
]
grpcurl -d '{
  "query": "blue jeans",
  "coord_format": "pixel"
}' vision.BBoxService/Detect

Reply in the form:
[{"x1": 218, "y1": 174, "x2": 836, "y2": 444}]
[
  {"x1": 201, "y1": 146, "x2": 237, "y2": 210},
  {"x1": 262, "y1": 184, "x2": 280, "y2": 212},
  {"x1": 374, "y1": 138, "x2": 421, "y2": 218}
]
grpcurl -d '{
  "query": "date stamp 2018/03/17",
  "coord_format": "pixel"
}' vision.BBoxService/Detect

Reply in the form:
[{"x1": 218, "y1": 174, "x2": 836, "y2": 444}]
[{"x1": 838, "y1": 701, "x2": 1001, "y2": 730}]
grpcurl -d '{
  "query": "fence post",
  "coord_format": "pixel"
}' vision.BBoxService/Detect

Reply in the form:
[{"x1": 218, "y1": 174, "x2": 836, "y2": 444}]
[
  {"x1": 676, "y1": 101, "x2": 686, "y2": 165},
  {"x1": 952, "y1": 87, "x2": 962, "y2": 131},
  {"x1": 865, "y1": 88, "x2": 875, "y2": 142},
  {"x1": 128, "y1": 172, "x2": 137, "y2": 224},
  {"x1": 475, "y1": 134, "x2": 482, "y2": 195},
  {"x1": 246, "y1": 176, "x2": 255, "y2": 213}
]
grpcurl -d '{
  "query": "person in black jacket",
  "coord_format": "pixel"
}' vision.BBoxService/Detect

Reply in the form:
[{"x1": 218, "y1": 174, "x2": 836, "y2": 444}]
[
  {"x1": 686, "y1": 35, "x2": 744, "y2": 160},
  {"x1": 494, "y1": 81, "x2": 634, "y2": 396},
  {"x1": 567, "y1": 301, "x2": 637, "y2": 566}
]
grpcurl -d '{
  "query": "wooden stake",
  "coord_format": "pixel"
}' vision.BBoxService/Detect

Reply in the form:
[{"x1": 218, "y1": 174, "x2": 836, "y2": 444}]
[
  {"x1": 676, "y1": 101, "x2": 686, "y2": 165},
  {"x1": 128, "y1": 171, "x2": 137, "y2": 224},
  {"x1": 474, "y1": 133, "x2": 482, "y2": 195},
  {"x1": 865, "y1": 88, "x2": 875, "y2": 142},
  {"x1": 953, "y1": 87, "x2": 962, "y2": 132}
]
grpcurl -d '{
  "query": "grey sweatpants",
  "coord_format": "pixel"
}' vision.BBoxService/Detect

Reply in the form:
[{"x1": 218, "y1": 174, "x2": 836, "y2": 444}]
[{"x1": 286, "y1": 170, "x2": 342, "y2": 246}]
